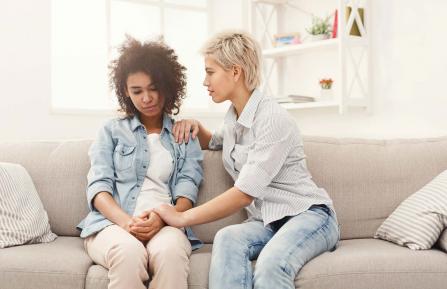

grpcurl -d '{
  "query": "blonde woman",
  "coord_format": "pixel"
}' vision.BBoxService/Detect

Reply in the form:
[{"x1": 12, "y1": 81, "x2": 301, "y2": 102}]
[{"x1": 155, "y1": 31, "x2": 339, "y2": 289}]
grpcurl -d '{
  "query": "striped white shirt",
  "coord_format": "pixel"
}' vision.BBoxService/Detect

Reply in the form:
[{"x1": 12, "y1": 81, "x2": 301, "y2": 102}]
[{"x1": 209, "y1": 89, "x2": 335, "y2": 225}]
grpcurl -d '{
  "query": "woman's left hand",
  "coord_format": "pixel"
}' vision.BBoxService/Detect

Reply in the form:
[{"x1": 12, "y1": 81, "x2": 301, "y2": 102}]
[
  {"x1": 130, "y1": 211, "x2": 165, "y2": 242},
  {"x1": 155, "y1": 204, "x2": 188, "y2": 228}
]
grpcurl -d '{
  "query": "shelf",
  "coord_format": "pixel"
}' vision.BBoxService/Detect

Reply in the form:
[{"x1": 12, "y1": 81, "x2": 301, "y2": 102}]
[
  {"x1": 252, "y1": 0, "x2": 288, "y2": 4},
  {"x1": 279, "y1": 101, "x2": 339, "y2": 110},
  {"x1": 263, "y1": 38, "x2": 339, "y2": 58},
  {"x1": 251, "y1": 0, "x2": 371, "y2": 113}
]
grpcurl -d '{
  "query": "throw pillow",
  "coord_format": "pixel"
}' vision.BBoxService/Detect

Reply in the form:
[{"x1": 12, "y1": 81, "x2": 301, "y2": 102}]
[
  {"x1": 0, "y1": 162, "x2": 57, "y2": 248},
  {"x1": 437, "y1": 228, "x2": 447, "y2": 252},
  {"x1": 374, "y1": 169, "x2": 447, "y2": 250}
]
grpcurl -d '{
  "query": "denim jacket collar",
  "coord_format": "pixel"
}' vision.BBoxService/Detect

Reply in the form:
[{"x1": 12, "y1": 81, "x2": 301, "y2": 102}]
[{"x1": 129, "y1": 113, "x2": 174, "y2": 134}]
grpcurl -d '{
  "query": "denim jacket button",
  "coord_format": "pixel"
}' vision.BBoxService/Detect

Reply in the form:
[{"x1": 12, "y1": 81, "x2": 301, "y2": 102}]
[{"x1": 143, "y1": 165, "x2": 147, "y2": 169}]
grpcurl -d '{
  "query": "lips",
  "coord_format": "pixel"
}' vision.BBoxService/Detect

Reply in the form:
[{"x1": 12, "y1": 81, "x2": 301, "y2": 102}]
[{"x1": 142, "y1": 105, "x2": 157, "y2": 111}]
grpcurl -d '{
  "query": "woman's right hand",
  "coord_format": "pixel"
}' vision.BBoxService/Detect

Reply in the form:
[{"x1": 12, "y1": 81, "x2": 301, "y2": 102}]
[{"x1": 173, "y1": 119, "x2": 200, "y2": 144}]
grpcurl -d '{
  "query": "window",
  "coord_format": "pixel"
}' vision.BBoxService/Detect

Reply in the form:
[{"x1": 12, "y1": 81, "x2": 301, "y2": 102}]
[{"x1": 51, "y1": 0, "x2": 211, "y2": 113}]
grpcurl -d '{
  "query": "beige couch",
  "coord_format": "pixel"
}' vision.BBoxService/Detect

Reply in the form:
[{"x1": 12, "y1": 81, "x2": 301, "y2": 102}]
[{"x1": 1, "y1": 136, "x2": 447, "y2": 289}]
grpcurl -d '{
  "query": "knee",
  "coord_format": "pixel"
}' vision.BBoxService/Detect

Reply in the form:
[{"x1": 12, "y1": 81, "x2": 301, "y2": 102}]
[
  {"x1": 108, "y1": 237, "x2": 147, "y2": 267},
  {"x1": 148, "y1": 227, "x2": 190, "y2": 264},
  {"x1": 213, "y1": 225, "x2": 243, "y2": 248},
  {"x1": 255, "y1": 254, "x2": 288, "y2": 278}
]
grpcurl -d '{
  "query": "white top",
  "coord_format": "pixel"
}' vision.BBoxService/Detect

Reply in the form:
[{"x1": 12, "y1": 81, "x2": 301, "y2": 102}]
[{"x1": 133, "y1": 133, "x2": 173, "y2": 217}]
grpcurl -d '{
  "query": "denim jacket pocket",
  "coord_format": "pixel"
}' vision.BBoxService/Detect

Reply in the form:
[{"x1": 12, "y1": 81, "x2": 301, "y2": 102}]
[{"x1": 113, "y1": 144, "x2": 136, "y2": 171}]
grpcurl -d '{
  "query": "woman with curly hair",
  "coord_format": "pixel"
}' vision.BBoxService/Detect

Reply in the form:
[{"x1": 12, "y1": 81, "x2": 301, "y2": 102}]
[{"x1": 77, "y1": 36, "x2": 203, "y2": 289}]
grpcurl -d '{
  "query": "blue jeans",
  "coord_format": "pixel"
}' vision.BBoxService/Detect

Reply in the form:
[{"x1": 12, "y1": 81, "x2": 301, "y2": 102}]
[{"x1": 209, "y1": 205, "x2": 340, "y2": 289}]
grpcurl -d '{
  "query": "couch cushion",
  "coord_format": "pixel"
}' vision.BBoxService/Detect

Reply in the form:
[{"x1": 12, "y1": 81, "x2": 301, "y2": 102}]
[
  {"x1": 0, "y1": 236, "x2": 92, "y2": 289},
  {"x1": 0, "y1": 162, "x2": 56, "y2": 248},
  {"x1": 85, "y1": 265, "x2": 108, "y2": 289},
  {"x1": 192, "y1": 151, "x2": 246, "y2": 243},
  {"x1": 295, "y1": 238, "x2": 447, "y2": 289},
  {"x1": 374, "y1": 169, "x2": 447, "y2": 249},
  {"x1": 188, "y1": 244, "x2": 212, "y2": 289},
  {"x1": 303, "y1": 136, "x2": 447, "y2": 240},
  {"x1": 0, "y1": 141, "x2": 92, "y2": 237}
]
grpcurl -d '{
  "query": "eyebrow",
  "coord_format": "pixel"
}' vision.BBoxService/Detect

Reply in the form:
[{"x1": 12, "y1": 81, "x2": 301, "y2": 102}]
[{"x1": 129, "y1": 82, "x2": 154, "y2": 89}]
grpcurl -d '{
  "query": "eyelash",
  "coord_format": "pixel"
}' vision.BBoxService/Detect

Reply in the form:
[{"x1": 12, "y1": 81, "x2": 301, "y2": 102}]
[{"x1": 132, "y1": 87, "x2": 157, "y2": 94}]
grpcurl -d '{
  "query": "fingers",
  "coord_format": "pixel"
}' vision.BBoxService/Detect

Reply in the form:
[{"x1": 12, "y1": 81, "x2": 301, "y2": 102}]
[
  {"x1": 172, "y1": 119, "x2": 200, "y2": 144},
  {"x1": 184, "y1": 123, "x2": 191, "y2": 144},
  {"x1": 139, "y1": 209, "x2": 153, "y2": 220},
  {"x1": 134, "y1": 229, "x2": 158, "y2": 242},
  {"x1": 191, "y1": 123, "x2": 199, "y2": 139},
  {"x1": 178, "y1": 121, "x2": 186, "y2": 144}
]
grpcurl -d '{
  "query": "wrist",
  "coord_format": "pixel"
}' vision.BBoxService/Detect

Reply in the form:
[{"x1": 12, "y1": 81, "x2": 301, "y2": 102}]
[
  {"x1": 182, "y1": 210, "x2": 192, "y2": 227},
  {"x1": 118, "y1": 215, "x2": 132, "y2": 231}
]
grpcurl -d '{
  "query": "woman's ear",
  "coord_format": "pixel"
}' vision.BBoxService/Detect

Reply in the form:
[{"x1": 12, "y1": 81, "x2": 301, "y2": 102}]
[{"x1": 232, "y1": 65, "x2": 243, "y2": 82}]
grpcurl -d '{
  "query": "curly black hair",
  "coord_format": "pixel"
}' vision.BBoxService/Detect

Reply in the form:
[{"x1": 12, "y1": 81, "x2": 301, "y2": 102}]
[{"x1": 110, "y1": 36, "x2": 187, "y2": 116}]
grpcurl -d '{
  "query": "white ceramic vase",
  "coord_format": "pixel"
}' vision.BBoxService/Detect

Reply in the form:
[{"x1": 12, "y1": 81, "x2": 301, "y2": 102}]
[
  {"x1": 309, "y1": 34, "x2": 329, "y2": 42},
  {"x1": 319, "y1": 88, "x2": 333, "y2": 101}
]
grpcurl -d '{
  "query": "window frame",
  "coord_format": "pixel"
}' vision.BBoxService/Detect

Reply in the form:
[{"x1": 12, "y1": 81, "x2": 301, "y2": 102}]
[{"x1": 50, "y1": 0, "x2": 223, "y2": 117}]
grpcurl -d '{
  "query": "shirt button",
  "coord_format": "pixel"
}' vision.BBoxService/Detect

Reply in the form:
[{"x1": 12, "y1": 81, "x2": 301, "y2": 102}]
[
  {"x1": 144, "y1": 149, "x2": 148, "y2": 152},
  {"x1": 132, "y1": 197, "x2": 135, "y2": 200},
  {"x1": 143, "y1": 136, "x2": 147, "y2": 139},
  {"x1": 143, "y1": 165, "x2": 147, "y2": 169},
  {"x1": 136, "y1": 185, "x2": 140, "y2": 188}
]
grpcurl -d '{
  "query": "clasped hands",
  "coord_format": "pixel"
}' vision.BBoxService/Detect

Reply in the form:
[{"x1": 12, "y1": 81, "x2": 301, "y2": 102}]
[{"x1": 126, "y1": 204, "x2": 187, "y2": 242}]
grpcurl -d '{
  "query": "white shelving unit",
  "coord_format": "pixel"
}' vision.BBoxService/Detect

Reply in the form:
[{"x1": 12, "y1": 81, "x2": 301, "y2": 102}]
[{"x1": 248, "y1": 0, "x2": 371, "y2": 114}]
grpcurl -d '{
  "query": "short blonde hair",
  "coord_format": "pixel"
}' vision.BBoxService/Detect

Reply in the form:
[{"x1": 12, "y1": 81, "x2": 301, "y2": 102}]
[{"x1": 201, "y1": 31, "x2": 262, "y2": 91}]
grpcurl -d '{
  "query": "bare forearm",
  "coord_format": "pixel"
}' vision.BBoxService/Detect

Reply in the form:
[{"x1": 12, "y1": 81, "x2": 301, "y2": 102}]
[
  {"x1": 174, "y1": 197, "x2": 193, "y2": 212},
  {"x1": 183, "y1": 187, "x2": 253, "y2": 226},
  {"x1": 197, "y1": 122, "x2": 212, "y2": 150},
  {"x1": 93, "y1": 191, "x2": 131, "y2": 229}
]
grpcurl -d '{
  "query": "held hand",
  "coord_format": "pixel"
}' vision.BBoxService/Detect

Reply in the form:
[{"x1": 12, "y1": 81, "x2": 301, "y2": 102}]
[
  {"x1": 154, "y1": 204, "x2": 188, "y2": 228},
  {"x1": 173, "y1": 119, "x2": 200, "y2": 144},
  {"x1": 130, "y1": 212, "x2": 165, "y2": 242},
  {"x1": 123, "y1": 216, "x2": 144, "y2": 234}
]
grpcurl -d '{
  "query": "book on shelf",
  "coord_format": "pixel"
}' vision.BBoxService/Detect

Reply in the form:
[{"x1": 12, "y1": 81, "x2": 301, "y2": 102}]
[
  {"x1": 332, "y1": 9, "x2": 338, "y2": 38},
  {"x1": 276, "y1": 94, "x2": 316, "y2": 104}
]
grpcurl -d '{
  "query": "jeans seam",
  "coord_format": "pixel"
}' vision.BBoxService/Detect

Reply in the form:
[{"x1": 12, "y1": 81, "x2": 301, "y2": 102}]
[
  {"x1": 246, "y1": 241, "x2": 267, "y2": 289},
  {"x1": 281, "y1": 211, "x2": 331, "y2": 275}
]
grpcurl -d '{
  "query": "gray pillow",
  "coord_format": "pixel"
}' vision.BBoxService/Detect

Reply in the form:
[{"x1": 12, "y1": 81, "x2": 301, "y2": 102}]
[
  {"x1": 374, "y1": 169, "x2": 447, "y2": 250},
  {"x1": 0, "y1": 162, "x2": 57, "y2": 248}
]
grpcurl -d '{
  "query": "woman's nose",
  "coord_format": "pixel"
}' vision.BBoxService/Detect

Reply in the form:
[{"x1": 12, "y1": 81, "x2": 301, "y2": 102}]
[{"x1": 142, "y1": 92, "x2": 151, "y2": 103}]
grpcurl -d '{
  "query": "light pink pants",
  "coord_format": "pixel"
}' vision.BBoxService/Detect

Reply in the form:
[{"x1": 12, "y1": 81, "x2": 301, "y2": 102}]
[{"x1": 85, "y1": 225, "x2": 192, "y2": 289}]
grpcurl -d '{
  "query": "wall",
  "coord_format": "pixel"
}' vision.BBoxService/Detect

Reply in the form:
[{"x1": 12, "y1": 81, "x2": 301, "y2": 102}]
[
  {"x1": 0, "y1": 0, "x2": 111, "y2": 141},
  {"x1": 1, "y1": 0, "x2": 446, "y2": 141}
]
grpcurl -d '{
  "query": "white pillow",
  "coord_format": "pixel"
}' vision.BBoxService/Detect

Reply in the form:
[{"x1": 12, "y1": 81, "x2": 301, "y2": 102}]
[
  {"x1": 374, "y1": 169, "x2": 447, "y2": 250},
  {"x1": 0, "y1": 162, "x2": 57, "y2": 248}
]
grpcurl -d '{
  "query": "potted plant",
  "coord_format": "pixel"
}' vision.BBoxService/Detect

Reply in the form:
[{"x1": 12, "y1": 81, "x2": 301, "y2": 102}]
[
  {"x1": 318, "y1": 78, "x2": 334, "y2": 100},
  {"x1": 306, "y1": 15, "x2": 332, "y2": 41}
]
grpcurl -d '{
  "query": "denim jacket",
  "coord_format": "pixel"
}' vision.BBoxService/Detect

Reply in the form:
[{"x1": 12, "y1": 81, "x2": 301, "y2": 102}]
[{"x1": 77, "y1": 113, "x2": 204, "y2": 250}]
